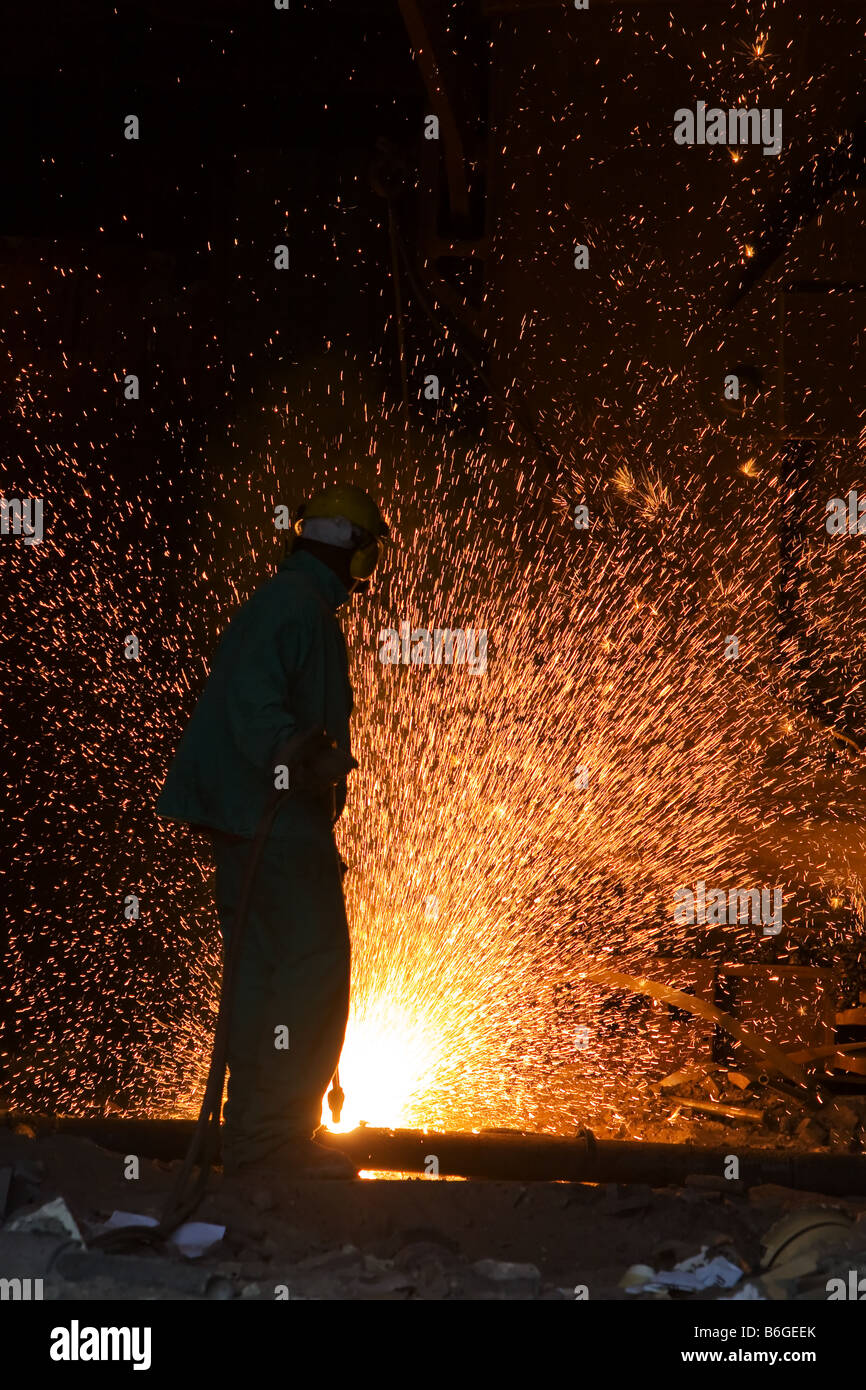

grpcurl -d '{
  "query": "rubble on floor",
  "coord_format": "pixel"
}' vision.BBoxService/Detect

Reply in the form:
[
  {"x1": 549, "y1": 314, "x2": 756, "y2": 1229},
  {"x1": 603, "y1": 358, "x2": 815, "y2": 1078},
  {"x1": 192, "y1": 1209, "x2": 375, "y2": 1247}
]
[{"x1": 4, "y1": 1123, "x2": 866, "y2": 1300}]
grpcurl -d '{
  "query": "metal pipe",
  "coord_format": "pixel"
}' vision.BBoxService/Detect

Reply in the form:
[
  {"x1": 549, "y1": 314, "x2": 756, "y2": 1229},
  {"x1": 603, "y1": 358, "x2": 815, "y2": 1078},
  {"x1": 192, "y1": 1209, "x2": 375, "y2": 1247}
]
[
  {"x1": 7, "y1": 1115, "x2": 866, "y2": 1193},
  {"x1": 320, "y1": 1129, "x2": 866, "y2": 1194}
]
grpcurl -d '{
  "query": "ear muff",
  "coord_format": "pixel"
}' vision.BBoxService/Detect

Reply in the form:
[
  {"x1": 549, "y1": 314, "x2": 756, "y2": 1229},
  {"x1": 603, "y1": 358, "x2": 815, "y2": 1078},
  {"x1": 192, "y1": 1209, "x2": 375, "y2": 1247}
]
[
  {"x1": 284, "y1": 501, "x2": 386, "y2": 580},
  {"x1": 284, "y1": 505, "x2": 306, "y2": 557},
  {"x1": 350, "y1": 537, "x2": 380, "y2": 580}
]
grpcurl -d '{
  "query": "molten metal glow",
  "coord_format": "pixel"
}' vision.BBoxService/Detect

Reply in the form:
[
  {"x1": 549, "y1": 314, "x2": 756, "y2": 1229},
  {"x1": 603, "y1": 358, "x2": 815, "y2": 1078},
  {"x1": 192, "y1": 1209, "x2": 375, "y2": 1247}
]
[{"x1": 321, "y1": 997, "x2": 444, "y2": 1132}]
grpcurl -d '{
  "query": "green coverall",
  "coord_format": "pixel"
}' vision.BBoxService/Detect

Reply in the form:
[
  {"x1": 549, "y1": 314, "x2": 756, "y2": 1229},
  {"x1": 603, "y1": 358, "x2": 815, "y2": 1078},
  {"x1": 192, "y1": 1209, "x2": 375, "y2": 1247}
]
[{"x1": 157, "y1": 549, "x2": 354, "y2": 1169}]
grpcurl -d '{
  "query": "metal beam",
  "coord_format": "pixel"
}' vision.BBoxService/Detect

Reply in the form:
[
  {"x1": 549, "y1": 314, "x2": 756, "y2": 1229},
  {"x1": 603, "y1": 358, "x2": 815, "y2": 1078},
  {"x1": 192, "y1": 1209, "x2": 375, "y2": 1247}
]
[{"x1": 398, "y1": 0, "x2": 471, "y2": 222}]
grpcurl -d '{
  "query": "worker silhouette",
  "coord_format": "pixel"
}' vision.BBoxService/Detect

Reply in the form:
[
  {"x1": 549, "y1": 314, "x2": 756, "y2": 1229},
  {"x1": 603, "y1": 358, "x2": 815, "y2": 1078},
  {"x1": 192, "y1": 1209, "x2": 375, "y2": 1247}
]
[{"x1": 157, "y1": 484, "x2": 390, "y2": 1183}]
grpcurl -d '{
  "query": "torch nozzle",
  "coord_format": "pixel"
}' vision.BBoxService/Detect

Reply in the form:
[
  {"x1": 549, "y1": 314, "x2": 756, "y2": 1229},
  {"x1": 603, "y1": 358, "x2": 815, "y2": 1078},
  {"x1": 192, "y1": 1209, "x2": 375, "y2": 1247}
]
[{"x1": 327, "y1": 1071, "x2": 345, "y2": 1126}]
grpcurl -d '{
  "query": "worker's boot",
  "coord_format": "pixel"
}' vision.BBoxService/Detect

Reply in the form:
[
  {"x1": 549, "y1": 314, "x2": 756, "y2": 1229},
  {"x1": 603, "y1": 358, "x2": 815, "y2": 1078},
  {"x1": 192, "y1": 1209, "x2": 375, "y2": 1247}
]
[
  {"x1": 221, "y1": 1137, "x2": 358, "y2": 1196},
  {"x1": 279, "y1": 1137, "x2": 358, "y2": 1180}
]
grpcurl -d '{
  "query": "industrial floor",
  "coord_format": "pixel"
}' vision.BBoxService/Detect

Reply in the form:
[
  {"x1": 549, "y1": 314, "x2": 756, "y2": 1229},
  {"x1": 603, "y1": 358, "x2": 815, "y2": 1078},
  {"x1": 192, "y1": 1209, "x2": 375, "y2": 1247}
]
[{"x1": 3, "y1": 1124, "x2": 866, "y2": 1301}]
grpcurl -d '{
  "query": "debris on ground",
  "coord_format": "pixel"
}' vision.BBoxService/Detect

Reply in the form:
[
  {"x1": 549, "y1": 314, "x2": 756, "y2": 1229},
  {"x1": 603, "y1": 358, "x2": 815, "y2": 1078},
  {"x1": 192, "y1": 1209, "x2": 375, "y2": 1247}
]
[
  {"x1": 100, "y1": 1211, "x2": 226, "y2": 1258},
  {"x1": 7, "y1": 1195, "x2": 85, "y2": 1246},
  {"x1": 4, "y1": 1123, "x2": 866, "y2": 1300},
  {"x1": 621, "y1": 1245, "x2": 745, "y2": 1295}
]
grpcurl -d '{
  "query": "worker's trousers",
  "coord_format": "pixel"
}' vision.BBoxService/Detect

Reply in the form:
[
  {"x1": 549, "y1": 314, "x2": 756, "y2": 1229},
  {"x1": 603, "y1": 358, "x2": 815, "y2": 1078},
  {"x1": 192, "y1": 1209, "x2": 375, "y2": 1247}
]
[{"x1": 210, "y1": 822, "x2": 351, "y2": 1170}]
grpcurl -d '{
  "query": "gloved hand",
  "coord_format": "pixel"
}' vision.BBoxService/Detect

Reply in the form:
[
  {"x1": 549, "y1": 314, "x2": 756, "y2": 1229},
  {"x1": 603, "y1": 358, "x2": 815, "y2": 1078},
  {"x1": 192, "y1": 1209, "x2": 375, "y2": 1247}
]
[
  {"x1": 293, "y1": 740, "x2": 358, "y2": 795},
  {"x1": 272, "y1": 727, "x2": 357, "y2": 796}
]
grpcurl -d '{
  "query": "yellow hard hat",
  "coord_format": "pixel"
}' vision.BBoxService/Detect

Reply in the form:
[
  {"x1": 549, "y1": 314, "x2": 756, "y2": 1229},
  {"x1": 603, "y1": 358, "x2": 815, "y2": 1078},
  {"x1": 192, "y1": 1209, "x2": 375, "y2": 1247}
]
[{"x1": 292, "y1": 483, "x2": 391, "y2": 580}]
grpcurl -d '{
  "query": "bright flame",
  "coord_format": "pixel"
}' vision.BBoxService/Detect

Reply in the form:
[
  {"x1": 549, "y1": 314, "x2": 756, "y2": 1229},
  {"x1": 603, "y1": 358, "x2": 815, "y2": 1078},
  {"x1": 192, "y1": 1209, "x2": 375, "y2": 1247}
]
[{"x1": 321, "y1": 994, "x2": 445, "y2": 1132}]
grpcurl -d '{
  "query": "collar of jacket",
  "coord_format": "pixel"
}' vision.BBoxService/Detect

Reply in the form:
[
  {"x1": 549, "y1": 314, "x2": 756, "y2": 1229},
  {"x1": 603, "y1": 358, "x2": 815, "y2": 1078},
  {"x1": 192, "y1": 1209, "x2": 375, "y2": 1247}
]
[{"x1": 278, "y1": 549, "x2": 351, "y2": 610}]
